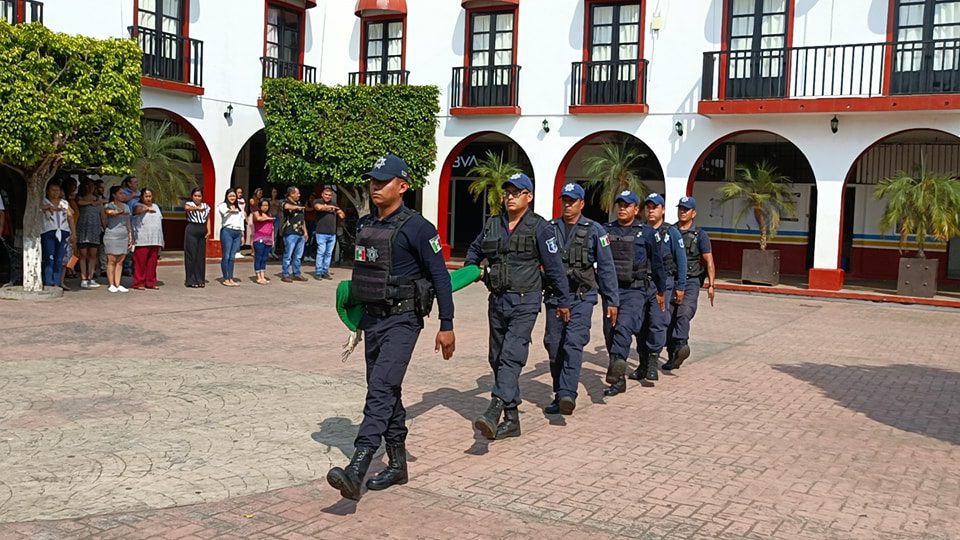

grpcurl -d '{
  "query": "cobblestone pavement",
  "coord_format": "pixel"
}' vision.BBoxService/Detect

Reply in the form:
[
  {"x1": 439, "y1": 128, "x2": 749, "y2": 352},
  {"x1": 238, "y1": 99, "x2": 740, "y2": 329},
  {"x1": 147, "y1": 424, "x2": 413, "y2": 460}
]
[{"x1": 1, "y1": 262, "x2": 959, "y2": 539}]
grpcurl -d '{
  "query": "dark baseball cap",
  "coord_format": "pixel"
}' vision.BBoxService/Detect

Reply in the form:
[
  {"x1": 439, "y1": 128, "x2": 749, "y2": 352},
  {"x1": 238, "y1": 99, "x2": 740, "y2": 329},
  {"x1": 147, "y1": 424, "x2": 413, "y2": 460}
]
[
  {"x1": 362, "y1": 154, "x2": 411, "y2": 182},
  {"x1": 615, "y1": 190, "x2": 640, "y2": 205},
  {"x1": 502, "y1": 173, "x2": 534, "y2": 192},
  {"x1": 678, "y1": 196, "x2": 697, "y2": 209},
  {"x1": 559, "y1": 183, "x2": 585, "y2": 200},
  {"x1": 644, "y1": 193, "x2": 665, "y2": 206}
]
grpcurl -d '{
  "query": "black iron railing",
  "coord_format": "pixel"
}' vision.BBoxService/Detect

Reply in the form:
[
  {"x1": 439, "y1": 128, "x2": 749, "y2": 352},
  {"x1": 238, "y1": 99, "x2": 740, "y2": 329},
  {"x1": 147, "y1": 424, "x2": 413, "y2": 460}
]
[
  {"x1": 2, "y1": 0, "x2": 43, "y2": 24},
  {"x1": 261, "y1": 57, "x2": 316, "y2": 83},
  {"x1": 348, "y1": 70, "x2": 409, "y2": 85},
  {"x1": 451, "y1": 64, "x2": 521, "y2": 108},
  {"x1": 571, "y1": 59, "x2": 648, "y2": 106},
  {"x1": 130, "y1": 26, "x2": 203, "y2": 87},
  {"x1": 701, "y1": 39, "x2": 960, "y2": 101}
]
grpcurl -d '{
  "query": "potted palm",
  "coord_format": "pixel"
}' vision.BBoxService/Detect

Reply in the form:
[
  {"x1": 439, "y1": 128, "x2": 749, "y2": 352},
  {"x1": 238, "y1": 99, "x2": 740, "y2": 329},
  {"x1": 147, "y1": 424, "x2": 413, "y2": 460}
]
[
  {"x1": 135, "y1": 121, "x2": 198, "y2": 207},
  {"x1": 467, "y1": 150, "x2": 522, "y2": 217},
  {"x1": 718, "y1": 161, "x2": 796, "y2": 286},
  {"x1": 581, "y1": 139, "x2": 650, "y2": 217},
  {"x1": 874, "y1": 165, "x2": 960, "y2": 298}
]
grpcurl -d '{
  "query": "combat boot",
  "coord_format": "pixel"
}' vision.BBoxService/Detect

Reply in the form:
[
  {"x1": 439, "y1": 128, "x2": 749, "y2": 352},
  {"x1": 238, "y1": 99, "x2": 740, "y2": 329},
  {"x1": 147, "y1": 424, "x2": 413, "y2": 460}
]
[
  {"x1": 629, "y1": 354, "x2": 648, "y2": 380},
  {"x1": 606, "y1": 353, "x2": 628, "y2": 384},
  {"x1": 558, "y1": 396, "x2": 576, "y2": 415},
  {"x1": 474, "y1": 396, "x2": 505, "y2": 440},
  {"x1": 673, "y1": 341, "x2": 691, "y2": 369},
  {"x1": 495, "y1": 407, "x2": 521, "y2": 439},
  {"x1": 326, "y1": 447, "x2": 375, "y2": 501},
  {"x1": 603, "y1": 376, "x2": 627, "y2": 397},
  {"x1": 662, "y1": 347, "x2": 678, "y2": 370},
  {"x1": 645, "y1": 353, "x2": 660, "y2": 381},
  {"x1": 366, "y1": 443, "x2": 408, "y2": 491}
]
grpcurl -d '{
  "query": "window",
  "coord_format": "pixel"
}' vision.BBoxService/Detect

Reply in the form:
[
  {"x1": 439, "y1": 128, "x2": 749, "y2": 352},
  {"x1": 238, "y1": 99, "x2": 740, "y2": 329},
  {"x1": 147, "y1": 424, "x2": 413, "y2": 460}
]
[
  {"x1": 585, "y1": 2, "x2": 642, "y2": 104},
  {"x1": 725, "y1": 0, "x2": 788, "y2": 98},
  {"x1": 362, "y1": 19, "x2": 404, "y2": 84},
  {"x1": 264, "y1": 4, "x2": 303, "y2": 79},
  {"x1": 467, "y1": 11, "x2": 516, "y2": 106},
  {"x1": 138, "y1": 0, "x2": 185, "y2": 81},
  {"x1": 892, "y1": 0, "x2": 960, "y2": 93}
]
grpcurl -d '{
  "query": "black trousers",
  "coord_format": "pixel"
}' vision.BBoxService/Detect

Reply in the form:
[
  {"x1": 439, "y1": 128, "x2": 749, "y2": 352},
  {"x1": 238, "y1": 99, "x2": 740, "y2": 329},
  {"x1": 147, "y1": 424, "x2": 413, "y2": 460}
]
[
  {"x1": 184, "y1": 223, "x2": 207, "y2": 286},
  {"x1": 488, "y1": 292, "x2": 541, "y2": 409}
]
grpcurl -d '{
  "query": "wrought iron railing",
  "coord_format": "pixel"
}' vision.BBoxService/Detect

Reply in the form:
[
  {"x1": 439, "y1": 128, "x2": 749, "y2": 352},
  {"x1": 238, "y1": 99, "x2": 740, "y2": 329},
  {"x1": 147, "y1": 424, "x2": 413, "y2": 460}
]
[
  {"x1": 2, "y1": 0, "x2": 43, "y2": 24},
  {"x1": 348, "y1": 70, "x2": 410, "y2": 85},
  {"x1": 261, "y1": 57, "x2": 316, "y2": 83},
  {"x1": 451, "y1": 64, "x2": 521, "y2": 108},
  {"x1": 130, "y1": 26, "x2": 203, "y2": 87},
  {"x1": 571, "y1": 59, "x2": 648, "y2": 106}
]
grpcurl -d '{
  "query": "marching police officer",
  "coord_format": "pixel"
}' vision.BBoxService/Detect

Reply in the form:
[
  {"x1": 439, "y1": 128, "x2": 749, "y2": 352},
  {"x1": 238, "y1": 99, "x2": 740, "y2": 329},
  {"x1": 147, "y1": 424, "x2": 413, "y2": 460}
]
[
  {"x1": 466, "y1": 173, "x2": 572, "y2": 439},
  {"x1": 542, "y1": 183, "x2": 619, "y2": 415},
  {"x1": 664, "y1": 196, "x2": 716, "y2": 370},
  {"x1": 603, "y1": 191, "x2": 666, "y2": 397},
  {"x1": 326, "y1": 154, "x2": 456, "y2": 501}
]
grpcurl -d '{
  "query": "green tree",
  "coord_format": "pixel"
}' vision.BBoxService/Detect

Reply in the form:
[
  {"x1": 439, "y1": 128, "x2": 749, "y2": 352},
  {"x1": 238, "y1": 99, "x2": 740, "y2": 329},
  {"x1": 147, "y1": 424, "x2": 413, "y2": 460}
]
[
  {"x1": 466, "y1": 151, "x2": 521, "y2": 217},
  {"x1": 135, "y1": 121, "x2": 197, "y2": 208},
  {"x1": 0, "y1": 22, "x2": 142, "y2": 292},
  {"x1": 874, "y1": 162, "x2": 960, "y2": 258},
  {"x1": 718, "y1": 161, "x2": 797, "y2": 250},
  {"x1": 581, "y1": 140, "x2": 651, "y2": 214}
]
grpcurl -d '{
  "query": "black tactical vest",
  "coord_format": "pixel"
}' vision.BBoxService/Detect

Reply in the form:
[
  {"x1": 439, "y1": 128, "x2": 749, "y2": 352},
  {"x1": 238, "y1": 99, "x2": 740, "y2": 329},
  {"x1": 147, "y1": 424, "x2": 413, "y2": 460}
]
[
  {"x1": 481, "y1": 211, "x2": 543, "y2": 294},
  {"x1": 352, "y1": 208, "x2": 419, "y2": 306},
  {"x1": 657, "y1": 222, "x2": 679, "y2": 277},
  {"x1": 555, "y1": 219, "x2": 598, "y2": 294},
  {"x1": 607, "y1": 223, "x2": 649, "y2": 289},
  {"x1": 681, "y1": 226, "x2": 704, "y2": 278}
]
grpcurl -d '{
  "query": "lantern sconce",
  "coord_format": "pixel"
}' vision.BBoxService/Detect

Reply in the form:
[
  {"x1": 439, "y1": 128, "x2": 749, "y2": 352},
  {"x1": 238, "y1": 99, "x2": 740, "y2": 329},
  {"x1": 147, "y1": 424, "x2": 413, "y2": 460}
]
[
  {"x1": 542, "y1": 119, "x2": 550, "y2": 134},
  {"x1": 830, "y1": 115, "x2": 839, "y2": 134},
  {"x1": 224, "y1": 103, "x2": 234, "y2": 120},
  {"x1": 674, "y1": 121, "x2": 684, "y2": 137}
]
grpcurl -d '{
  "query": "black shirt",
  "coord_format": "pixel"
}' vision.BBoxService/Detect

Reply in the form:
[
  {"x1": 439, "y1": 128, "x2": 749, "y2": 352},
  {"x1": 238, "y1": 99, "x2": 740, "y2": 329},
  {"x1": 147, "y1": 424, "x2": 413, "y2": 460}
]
[
  {"x1": 282, "y1": 199, "x2": 305, "y2": 236},
  {"x1": 316, "y1": 209, "x2": 337, "y2": 235}
]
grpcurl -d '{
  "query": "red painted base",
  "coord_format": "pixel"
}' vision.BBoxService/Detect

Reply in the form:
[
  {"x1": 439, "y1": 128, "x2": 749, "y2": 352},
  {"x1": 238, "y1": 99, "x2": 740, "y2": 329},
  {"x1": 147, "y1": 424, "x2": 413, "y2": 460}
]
[
  {"x1": 808, "y1": 268, "x2": 845, "y2": 290},
  {"x1": 206, "y1": 239, "x2": 222, "y2": 258}
]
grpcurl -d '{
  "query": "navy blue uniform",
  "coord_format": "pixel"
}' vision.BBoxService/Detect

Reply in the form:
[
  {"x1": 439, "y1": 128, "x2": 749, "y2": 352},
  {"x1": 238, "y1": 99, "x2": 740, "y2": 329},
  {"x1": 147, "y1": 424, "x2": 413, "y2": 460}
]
[
  {"x1": 543, "y1": 217, "x2": 619, "y2": 401},
  {"x1": 354, "y1": 206, "x2": 453, "y2": 451},
  {"x1": 668, "y1": 226, "x2": 712, "y2": 347},
  {"x1": 465, "y1": 211, "x2": 572, "y2": 409},
  {"x1": 641, "y1": 223, "x2": 687, "y2": 355}
]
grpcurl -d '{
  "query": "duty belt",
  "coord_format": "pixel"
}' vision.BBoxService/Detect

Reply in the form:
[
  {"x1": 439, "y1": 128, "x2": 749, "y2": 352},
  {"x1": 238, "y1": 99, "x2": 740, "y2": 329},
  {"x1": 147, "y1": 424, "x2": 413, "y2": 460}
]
[{"x1": 364, "y1": 298, "x2": 416, "y2": 317}]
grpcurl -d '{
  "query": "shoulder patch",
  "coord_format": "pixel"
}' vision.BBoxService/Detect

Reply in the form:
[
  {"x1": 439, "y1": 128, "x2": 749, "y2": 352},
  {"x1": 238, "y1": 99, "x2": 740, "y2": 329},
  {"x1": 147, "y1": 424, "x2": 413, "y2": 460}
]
[
  {"x1": 429, "y1": 235, "x2": 442, "y2": 254},
  {"x1": 546, "y1": 237, "x2": 559, "y2": 254},
  {"x1": 654, "y1": 231, "x2": 661, "y2": 242},
  {"x1": 599, "y1": 234, "x2": 609, "y2": 248},
  {"x1": 677, "y1": 236, "x2": 685, "y2": 248}
]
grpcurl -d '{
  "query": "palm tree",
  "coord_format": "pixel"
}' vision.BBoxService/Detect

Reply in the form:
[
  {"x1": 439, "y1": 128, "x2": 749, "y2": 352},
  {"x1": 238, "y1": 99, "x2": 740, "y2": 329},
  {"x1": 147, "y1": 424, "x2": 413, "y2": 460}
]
[
  {"x1": 581, "y1": 140, "x2": 651, "y2": 214},
  {"x1": 718, "y1": 161, "x2": 796, "y2": 251},
  {"x1": 874, "y1": 161, "x2": 960, "y2": 258},
  {"x1": 135, "y1": 121, "x2": 198, "y2": 207},
  {"x1": 467, "y1": 151, "x2": 522, "y2": 217}
]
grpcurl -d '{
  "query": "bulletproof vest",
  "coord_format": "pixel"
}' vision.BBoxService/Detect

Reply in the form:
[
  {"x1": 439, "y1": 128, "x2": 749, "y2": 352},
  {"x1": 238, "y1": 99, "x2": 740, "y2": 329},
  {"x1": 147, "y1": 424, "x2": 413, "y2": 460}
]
[
  {"x1": 682, "y1": 226, "x2": 704, "y2": 278},
  {"x1": 352, "y1": 208, "x2": 419, "y2": 306},
  {"x1": 481, "y1": 211, "x2": 543, "y2": 294},
  {"x1": 657, "y1": 222, "x2": 679, "y2": 277},
  {"x1": 555, "y1": 219, "x2": 598, "y2": 293},
  {"x1": 607, "y1": 223, "x2": 649, "y2": 288}
]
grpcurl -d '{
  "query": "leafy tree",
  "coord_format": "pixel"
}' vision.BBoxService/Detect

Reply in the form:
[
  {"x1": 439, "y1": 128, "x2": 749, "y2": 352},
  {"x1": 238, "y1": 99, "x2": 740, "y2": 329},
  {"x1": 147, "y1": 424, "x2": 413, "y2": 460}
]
[
  {"x1": 581, "y1": 139, "x2": 651, "y2": 214},
  {"x1": 874, "y1": 161, "x2": 960, "y2": 258},
  {"x1": 135, "y1": 120, "x2": 197, "y2": 208},
  {"x1": 0, "y1": 22, "x2": 142, "y2": 292},
  {"x1": 466, "y1": 151, "x2": 521, "y2": 217},
  {"x1": 718, "y1": 161, "x2": 796, "y2": 251}
]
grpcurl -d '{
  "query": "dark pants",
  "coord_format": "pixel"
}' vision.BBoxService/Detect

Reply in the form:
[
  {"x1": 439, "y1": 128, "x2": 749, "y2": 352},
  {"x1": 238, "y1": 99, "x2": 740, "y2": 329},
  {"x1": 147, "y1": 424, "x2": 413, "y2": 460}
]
[
  {"x1": 41, "y1": 230, "x2": 69, "y2": 286},
  {"x1": 544, "y1": 292, "x2": 597, "y2": 400},
  {"x1": 644, "y1": 278, "x2": 675, "y2": 354},
  {"x1": 354, "y1": 311, "x2": 423, "y2": 450},
  {"x1": 220, "y1": 227, "x2": 241, "y2": 280},
  {"x1": 184, "y1": 223, "x2": 207, "y2": 286},
  {"x1": 253, "y1": 240, "x2": 271, "y2": 272},
  {"x1": 608, "y1": 287, "x2": 649, "y2": 360},
  {"x1": 668, "y1": 278, "x2": 701, "y2": 348},
  {"x1": 488, "y1": 292, "x2": 541, "y2": 408}
]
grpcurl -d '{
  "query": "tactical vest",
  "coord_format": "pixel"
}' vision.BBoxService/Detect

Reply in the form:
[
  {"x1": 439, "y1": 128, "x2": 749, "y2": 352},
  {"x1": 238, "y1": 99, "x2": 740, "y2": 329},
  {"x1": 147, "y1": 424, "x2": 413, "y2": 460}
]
[
  {"x1": 554, "y1": 219, "x2": 598, "y2": 294},
  {"x1": 481, "y1": 211, "x2": 543, "y2": 294},
  {"x1": 352, "y1": 208, "x2": 420, "y2": 309},
  {"x1": 607, "y1": 223, "x2": 649, "y2": 289},
  {"x1": 657, "y1": 222, "x2": 679, "y2": 277},
  {"x1": 681, "y1": 226, "x2": 704, "y2": 278}
]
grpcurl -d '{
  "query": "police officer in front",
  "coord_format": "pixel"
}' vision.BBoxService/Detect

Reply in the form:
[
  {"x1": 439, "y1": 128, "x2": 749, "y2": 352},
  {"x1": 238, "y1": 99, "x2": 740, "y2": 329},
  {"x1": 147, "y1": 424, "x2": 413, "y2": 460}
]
[
  {"x1": 604, "y1": 191, "x2": 666, "y2": 397},
  {"x1": 326, "y1": 154, "x2": 456, "y2": 501},
  {"x1": 466, "y1": 173, "x2": 572, "y2": 440},
  {"x1": 664, "y1": 196, "x2": 716, "y2": 370},
  {"x1": 542, "y1": 183, "x2": 619, "y2": 416}
]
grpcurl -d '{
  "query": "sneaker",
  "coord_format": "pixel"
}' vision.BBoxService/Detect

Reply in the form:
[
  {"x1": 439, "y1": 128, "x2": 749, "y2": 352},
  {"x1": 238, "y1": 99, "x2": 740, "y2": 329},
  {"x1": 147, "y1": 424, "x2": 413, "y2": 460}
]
[
  {"x1": 235, "y1": 253, "x2": 246, "y2": 259},
  {"x1": 87, "y1": 280, "x2": 101, "y2": 288},
  {"x1": 80, "y1": 280, "x2": 91, "y2": 289},
  {"x1": 117, "y1": 285, "x2": 129, "y2": 293},
  {"x1": 108, "y1": 285, "x2": 119, "y2": 293}
]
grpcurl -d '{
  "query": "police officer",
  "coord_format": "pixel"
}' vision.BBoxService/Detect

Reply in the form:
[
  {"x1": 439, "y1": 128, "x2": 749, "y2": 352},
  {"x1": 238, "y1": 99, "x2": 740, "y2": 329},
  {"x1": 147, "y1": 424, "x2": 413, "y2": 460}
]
[
  {"x1": 542, "y1": 183, "x2": 619, "y2": 415},
  {"x1": 603, "y1": 191, "x2": 666, "y2": 397},
  {"x1": 664, "y1": 196, "x2": 716, "y2": 370},
  {"x1": 466, "y1": 173, "x2": 572, "y2": 439},
  {"x1": 326, "y1": 154, "x2": 456, "y2": 501}
]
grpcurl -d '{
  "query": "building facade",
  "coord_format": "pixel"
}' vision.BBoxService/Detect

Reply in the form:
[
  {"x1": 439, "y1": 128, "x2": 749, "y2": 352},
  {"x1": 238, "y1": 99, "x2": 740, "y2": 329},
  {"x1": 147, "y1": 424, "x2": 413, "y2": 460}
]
[{"x1": 26, "y1": 0, "x2": 960, "y2": 288}]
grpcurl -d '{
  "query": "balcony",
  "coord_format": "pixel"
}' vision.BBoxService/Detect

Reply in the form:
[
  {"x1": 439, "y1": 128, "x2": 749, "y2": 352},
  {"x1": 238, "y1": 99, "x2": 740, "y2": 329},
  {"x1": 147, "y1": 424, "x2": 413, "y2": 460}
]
[
  {"x1": 450, "y1": 64, "x2": 521, "y2": 116},
  {"x1": 261, "y1": 57, "x2": 316, "y2": 83},
  {"x1": 348, "y1": 70, "x2": 410, "y2": 86},
  {"x1": 700, "y1": 40, "x2": 960, "y2": 114},
  {"x1": 570, "y1": 59, "x2": 648, "y2": 114},
  {"x1": 130, "y1": 26, "x2": 204, "y2": 94},
  {"x1": 2, "y1": 0, "x2": 43, "y2": 24}
]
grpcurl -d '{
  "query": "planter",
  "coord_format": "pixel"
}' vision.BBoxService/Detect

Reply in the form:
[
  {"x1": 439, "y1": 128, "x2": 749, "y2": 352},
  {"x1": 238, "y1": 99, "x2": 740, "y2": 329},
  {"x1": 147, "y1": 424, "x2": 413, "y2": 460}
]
[
  {"x1": 741, "y1": 249, "x2": 780, "y2": 286},
  {"x1": 897, "y1": 257, "x2": 938, "y2": 298}
]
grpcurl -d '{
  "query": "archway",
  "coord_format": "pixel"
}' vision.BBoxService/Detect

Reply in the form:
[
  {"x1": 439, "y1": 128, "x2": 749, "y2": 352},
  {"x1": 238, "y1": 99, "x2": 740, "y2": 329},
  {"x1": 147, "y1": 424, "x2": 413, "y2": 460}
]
[
  {"x1": 841, "y1": 129, "x2": 960, "y2": 284},
  {"x1": 553, "y1": 131, "x2": 665, "y2": 222},
  {"x1": 688, "y1": 131, "x2": 816, "y2": 277},
  {"x1": 438, "y1": 132, "x2": 533, "y2": 257}
]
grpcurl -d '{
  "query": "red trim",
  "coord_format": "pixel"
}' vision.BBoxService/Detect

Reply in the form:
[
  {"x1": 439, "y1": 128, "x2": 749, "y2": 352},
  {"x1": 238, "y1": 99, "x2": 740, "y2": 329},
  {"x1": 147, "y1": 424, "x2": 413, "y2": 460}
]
[
  {"x1": 883, "y1": 0, "x2": 895, "y2": 95},
  {"x1": 355, "y1": 0, "x2": 407, "y2": 16},
  {"x1": 579, "y1": 1, "x2": 647, "y2": 106},
  {"x1": 698, "y1": 94, "x2": 960, "y2": 114},
  {"x1": 808, "y1": 268, "x2": 844, "y2": 290},
  {"x1": 462, "y1": 0, "x2": 518, "y2": 7},
  {"x1": 685, "y1": 129, "x2": 802, "y2": 196},
  {"x1": 569, "y1": 104, "x2": 648, "y2": 114},
  {"x1": 256, "y1": 97, "x2": 265, "y2": 108},
  {"x1": 306, "y1": 0, "x2": 317, "y2": 7},
  {"x1": 714, "y1": 280, "x2": 960, "y2": 309},
  {"x1": 450, "y1": 106, "x2": 521, "y2": 116},
  {"x1": 718, "y1": 0, "x2": 794, "y2": 100},
  {"x1": 141, "y1": 76, "x2": 205, "y2": 95},
  {"x1": 133, "y1": 0, "x2": 195, "y2": 87},
  {"x1": 264, "y1": 1, "x2": 308, "y2": 81},
  {"x1": 461, "y1": 3, "x2": 520, "y2": 108},
  {"x1": 358, "y1": 15, "x2": 407, "y2": 82}
]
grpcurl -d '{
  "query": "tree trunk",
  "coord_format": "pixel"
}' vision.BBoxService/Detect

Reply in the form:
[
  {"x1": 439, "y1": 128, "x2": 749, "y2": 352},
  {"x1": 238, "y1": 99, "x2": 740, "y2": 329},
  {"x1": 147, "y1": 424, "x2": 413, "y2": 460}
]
[
  {"x1": 339, "y1": 185, "x2": 369, "y2": 218},
  {"x1": 21, "y1": 176, "x2": 47, "y2": 292},
  {"x1": 754, "y1": 207, "x2": 768, "y2": 251}
]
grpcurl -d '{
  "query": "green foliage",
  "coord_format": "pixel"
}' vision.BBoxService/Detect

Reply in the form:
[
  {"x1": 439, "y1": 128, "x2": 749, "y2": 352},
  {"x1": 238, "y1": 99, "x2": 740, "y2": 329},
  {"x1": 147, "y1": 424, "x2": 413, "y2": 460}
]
[
  {"x1": 874, "y1": 162, "x2": 960, "y2": 258},
  {"x1": 718, "y1": 161, "x2": 796, "y2": 250},
  {"x1": 581, "y1": 140, "x2": 651, "y2": 213},
  {"x1": 261, "y1": 78, "x2": 440, "y2": 189},
  {"x1": 466, "y1": 151, "x2": 521, "y2": 217},
  {"x1": 136, "y1": 121, "x2": 198, "y2": 208}
]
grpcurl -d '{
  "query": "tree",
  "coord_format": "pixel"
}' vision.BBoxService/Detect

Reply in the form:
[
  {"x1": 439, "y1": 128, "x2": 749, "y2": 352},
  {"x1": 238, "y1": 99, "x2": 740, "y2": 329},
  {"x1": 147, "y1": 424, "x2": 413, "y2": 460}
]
[
  {"x1": 466, "y1": 151, "x2": 521, "y2": 217},
  {"x1": 718, "y1": 161, "x2": 796, "y2": 251},
  {"x1": 135, "y1": 121, "x2": 197, "y2": 208},
  {"x1": 0, "y1": 22, "x2": 142, "y2": 292},
  {"x1": 874, "y1": 161, "x2": 960, "y2": 258},
  {"x1": 581, "y1": 139, "x2": 651, "y2": 215}
]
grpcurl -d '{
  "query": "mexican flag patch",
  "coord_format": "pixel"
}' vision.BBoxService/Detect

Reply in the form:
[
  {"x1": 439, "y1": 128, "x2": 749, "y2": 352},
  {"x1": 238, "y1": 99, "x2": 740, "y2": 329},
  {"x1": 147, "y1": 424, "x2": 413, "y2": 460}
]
[
  {"x1": 355, "y1": 245, "x2": 367, "y2": 262},
  {"x1": 599, "y1": 234, "x2": 609, "y2": 248},
  {"x1": 429, "y1": 235, "x2": 442, "y2": 254}
]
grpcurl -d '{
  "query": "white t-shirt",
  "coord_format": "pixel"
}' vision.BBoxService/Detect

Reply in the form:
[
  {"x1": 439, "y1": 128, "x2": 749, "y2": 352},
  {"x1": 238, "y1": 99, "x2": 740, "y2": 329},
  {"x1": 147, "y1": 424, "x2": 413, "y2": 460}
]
[
  {"x1": 218, "y1": 202, "x2": 245, "y2": 230},
  {"x1": 41, "y1": 198, "x2": 70, "y2": 236}
]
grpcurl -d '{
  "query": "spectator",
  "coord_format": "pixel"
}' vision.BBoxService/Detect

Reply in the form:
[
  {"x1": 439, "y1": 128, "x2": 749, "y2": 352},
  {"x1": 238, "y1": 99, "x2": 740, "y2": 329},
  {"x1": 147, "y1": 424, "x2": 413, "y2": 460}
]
[
  {"x1": 131, "y1": 187, "x2": 164, "y2": 290},
  {"x1": 281, "y1": 186, "x2": 308, "y2": 282},
  {"x1": 93, "y1": 179, "x2": 107, "y2": 279},
  {"x1": 118, "y1": 176, "x2": 139, "y2": 277},
  {"x1": 183, "y1": 187, "x2": 211, "y2": 288},
  {"x1": 60, "y1": 177, "x2": 79, "y2": 286},
  {"x1": 102, "y1": 186, "x2": 132, "y2": 293},
  {"x1": 235, "y1": 186, "x2": 248, "y2": 258},
  {"x1": 40, "y1": 180, "x2": 76, "y2": 289},
  {"x1": 269, "y1": 187, "x2": 283, "y2": 259},
  {"x1": 75, "y1": 179, "x2": 103, "y2": 289},
  {"x1": 217, "y1": 188, "x2": 244, "y2": 287},
  {"x1": 312, "y1": 186, "x2": 345, "y2": 280},
  {"x1": 251, "y1": 198, "x2": 274, "y2": 285},
  {"x1": 245, "y1": 188, "x2": 263, "y2": 247}
]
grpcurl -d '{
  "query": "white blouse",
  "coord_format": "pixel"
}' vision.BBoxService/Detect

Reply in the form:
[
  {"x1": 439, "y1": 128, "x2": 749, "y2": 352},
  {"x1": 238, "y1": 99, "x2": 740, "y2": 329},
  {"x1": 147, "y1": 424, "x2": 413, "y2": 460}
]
[
  {"x1": 218, "y1": 202, "x2": 245, "y2": 230},
  {"x1": 41, "y1": 198, "x2": 71, "y2": 238}
]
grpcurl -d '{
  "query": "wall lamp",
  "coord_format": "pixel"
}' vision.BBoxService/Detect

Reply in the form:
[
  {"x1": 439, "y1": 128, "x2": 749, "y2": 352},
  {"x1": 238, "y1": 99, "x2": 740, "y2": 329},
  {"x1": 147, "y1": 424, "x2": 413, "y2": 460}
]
[
  {"x1": 674, "y1": 121, "x2": 684, "y2": 137},
  {"x1": 542, "y1": 119, "x2": 550, "y2": 133},
  {"x1": 830, "y1": 115, "x2": 839, "y2": 134},
  {"x1": 224, "y1": 103, "x2": 234, "y2": 120}
]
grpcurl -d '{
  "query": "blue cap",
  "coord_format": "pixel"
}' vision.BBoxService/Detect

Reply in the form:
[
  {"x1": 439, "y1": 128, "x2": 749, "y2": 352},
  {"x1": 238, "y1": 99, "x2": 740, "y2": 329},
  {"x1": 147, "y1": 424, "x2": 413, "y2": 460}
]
[
  {"x1": 362, "y1": 154, "x2": 411, "y2": 182},
  {"x1": 614, "y1": 190, "x2": 640, "y2": 205},
  {"x1": 502, "y1": 173, "x2": 534, "y2": 193},
  {"x1": 559, "y1": 183, "x2": 585, "y2": 200},
  {"x1": 644, "y1": 193, "x2": 665, "y2": 206},
  {"x1": 677, "y1": 195, "x2": 697, "y2": 209}
]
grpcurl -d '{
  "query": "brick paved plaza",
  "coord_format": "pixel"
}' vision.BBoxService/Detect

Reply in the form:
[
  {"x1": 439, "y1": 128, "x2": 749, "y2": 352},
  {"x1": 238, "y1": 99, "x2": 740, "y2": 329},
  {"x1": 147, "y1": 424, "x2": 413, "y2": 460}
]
[{"x1": 1, "y1": 263, "x2": 959, "y2": 539}]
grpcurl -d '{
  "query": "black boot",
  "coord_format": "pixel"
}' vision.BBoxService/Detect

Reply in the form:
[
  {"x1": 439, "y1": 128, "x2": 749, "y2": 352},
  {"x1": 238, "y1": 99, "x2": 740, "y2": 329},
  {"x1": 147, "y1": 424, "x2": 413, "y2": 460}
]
[
  {"x1": 474, "y1": 397, "x2": 505, "y2": 440},
  {"x1": 662, "y1": 347, "x2": 678, "y2": 370},
  {"x1": 629, "y1": 354, "x2": 648, "y2": 380},
  {"x1": 495, "y1": 407, "x2": 521, "y2": 439},
  {"x1": 603, "y1": 376, "x2": 627, "y2": 397},
  {"x1": 558, "y1": 396, "x2": 576, "y2": 415},
  {"x1": 645, "y1": 353, "x2": 660, "y2": 381},
  {"x1": 606, "y1": 354, "x2": 627, "y2": 384},
  {"x1": 673, "y1": 342, "x2": 691, "y2": 369},
  {"x1": 366, "y1": 443, "x2": 408, "y2": 491},
  {"x1": 326, "y1": 447, "x2": 375, "y2": 501},
  {"x1": 544, "y1": 399, "x2": 561, "y2": 415}
]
